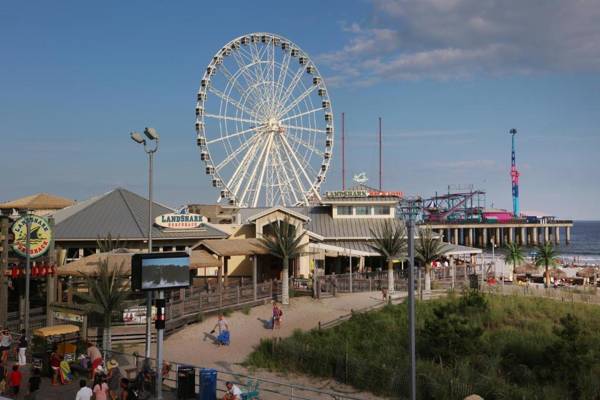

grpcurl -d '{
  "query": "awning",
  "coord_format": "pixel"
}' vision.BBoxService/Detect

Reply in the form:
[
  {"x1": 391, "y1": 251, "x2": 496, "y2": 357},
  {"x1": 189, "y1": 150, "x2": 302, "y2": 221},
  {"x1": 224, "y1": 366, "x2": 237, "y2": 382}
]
[
  {"x1": 308, "y1": 242, "x2": 378, "y2": 257},
  {"x1": 193, "y1": 238, "x2": 271, "y2": 257},
  {"x1": 34, "y1": 324, "x2": 79, "y2": 337},
  {"x1": 57, "y1": 249, "x2": 220, "y2": 276},
  {"x1": 439, "y1": 243, "x2": 483, "y2": 256}
]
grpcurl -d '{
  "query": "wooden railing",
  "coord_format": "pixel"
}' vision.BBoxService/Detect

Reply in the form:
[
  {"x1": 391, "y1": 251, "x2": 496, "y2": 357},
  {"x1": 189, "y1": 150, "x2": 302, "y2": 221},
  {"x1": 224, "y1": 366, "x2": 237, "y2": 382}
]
[{"x1": 86, "y1": 280, "x2": 279, "y2": 345}]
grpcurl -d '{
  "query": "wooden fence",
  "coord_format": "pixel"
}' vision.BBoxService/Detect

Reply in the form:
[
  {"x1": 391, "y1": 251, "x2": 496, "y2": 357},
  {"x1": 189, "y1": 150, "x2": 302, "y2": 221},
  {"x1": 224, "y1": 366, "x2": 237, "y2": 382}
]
[{"x1": 86, "y1": 280, "x2": 279, "y2": 345}]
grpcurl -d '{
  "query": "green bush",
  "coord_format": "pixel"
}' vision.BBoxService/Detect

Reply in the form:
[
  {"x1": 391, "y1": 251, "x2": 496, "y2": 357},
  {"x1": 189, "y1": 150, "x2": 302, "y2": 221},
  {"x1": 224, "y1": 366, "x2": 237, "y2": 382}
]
[
  {"x1": 241, "y1": 306, "x2": 252, "y2": 315},
  {"x1": 246, "y1": 293, "x2": 600, "y2": 399}
]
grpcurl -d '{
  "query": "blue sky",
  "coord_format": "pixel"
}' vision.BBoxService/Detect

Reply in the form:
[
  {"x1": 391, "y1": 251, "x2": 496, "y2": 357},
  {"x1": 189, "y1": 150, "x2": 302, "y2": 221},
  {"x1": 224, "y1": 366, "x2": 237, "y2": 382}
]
[{"x1": 1, "y1": 0, "x2": 599, "y2": 219}]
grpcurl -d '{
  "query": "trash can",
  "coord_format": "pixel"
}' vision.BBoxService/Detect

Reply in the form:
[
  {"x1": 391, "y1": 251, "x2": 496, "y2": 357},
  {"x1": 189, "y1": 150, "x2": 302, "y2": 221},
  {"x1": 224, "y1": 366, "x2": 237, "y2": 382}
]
[
  {"x1": 177, "y1": 365, "x2": 196, "y2": 399},
  {"x1": 469, "y1": 274, "x2": 480, "y2": 290},
  {"x1": 197, "y1": 368, "x2": 217, "y2": 400}
]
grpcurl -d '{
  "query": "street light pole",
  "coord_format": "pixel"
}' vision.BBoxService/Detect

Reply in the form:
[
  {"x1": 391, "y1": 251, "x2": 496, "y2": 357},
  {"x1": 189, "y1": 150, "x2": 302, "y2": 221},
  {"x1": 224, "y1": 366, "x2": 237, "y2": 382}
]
[
  {"x1": 24, "y1": 212, "x2": 31, "y2": 342},
  {"x1": 130, "y1": 128, "x2": 159, "y2": 361},
  {"x1": 400, "y1": 197, "x2": 421, "y2": 400}
]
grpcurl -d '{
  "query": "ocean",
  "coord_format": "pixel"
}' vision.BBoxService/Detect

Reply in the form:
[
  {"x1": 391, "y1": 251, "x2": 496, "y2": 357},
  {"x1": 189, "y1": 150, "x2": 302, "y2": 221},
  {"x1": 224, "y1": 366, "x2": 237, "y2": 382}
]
[
  {"x1": 554, "y1": 220, "x2": 600, "y2": 265},
  {"x1": 483, "y1": 221, "x2": 600, "y2": 271}
]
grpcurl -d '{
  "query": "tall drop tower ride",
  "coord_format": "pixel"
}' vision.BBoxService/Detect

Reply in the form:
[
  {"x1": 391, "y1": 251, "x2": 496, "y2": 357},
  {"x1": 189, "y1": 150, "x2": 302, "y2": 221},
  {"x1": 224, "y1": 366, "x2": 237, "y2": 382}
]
[{"x1": 510, "y1": 128, "x2": 520, "y2": 217}]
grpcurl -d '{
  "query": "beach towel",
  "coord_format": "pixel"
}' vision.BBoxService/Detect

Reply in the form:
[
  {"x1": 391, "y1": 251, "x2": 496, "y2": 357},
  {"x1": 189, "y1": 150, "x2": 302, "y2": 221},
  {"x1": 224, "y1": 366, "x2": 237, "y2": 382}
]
[
  {"x1": 59, "y1": 360, "x2": 72, "y2": 383},
  {"x1": 217, "y1": 330, "x2": 230, "y2": 345}
]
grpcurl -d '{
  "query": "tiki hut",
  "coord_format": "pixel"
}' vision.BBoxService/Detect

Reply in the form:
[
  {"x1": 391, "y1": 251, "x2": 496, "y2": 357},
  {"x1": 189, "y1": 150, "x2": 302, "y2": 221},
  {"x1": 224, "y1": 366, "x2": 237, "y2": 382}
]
[
  {"x1": 57, "y1": 249, "x2": 220, "y2": 276},
  {"x1": 549, "y1": 268, "x2": 568, "y2": 280},
  {"x1": 514, "y1": 263, "x2": 539, "y2": 275},
  {"x1": 576, "y1": 267, "x2": 598, "y2": 279}
]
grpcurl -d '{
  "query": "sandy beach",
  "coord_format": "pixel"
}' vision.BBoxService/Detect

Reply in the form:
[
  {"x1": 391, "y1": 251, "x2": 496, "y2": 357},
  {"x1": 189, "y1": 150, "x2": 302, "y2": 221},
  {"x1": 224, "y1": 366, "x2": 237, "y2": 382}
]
[{"x1": 136, "y1": 292, "x2": 399, "y2": 399}]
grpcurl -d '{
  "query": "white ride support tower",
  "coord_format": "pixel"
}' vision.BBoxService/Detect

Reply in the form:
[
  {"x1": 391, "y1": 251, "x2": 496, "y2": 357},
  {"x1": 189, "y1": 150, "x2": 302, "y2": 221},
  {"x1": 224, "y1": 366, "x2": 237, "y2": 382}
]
[{"x1": 195, "y1": 32, "x2": 334, "y2": 207}]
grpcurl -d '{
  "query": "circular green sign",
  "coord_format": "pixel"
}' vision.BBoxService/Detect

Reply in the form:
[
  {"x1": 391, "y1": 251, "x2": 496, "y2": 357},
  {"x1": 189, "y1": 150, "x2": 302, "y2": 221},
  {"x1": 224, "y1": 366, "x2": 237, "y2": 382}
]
[{"x1": 11, "y1": 215, "x2": 53, "y2": 258}]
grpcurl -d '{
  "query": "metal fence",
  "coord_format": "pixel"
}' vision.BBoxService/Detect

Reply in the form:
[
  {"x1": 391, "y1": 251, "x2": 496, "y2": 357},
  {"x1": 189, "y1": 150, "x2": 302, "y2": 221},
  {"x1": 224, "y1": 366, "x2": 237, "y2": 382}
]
[
  {"x1": 103, "y1": 349, "x2": 368, "y2": 400},
  {"x1": 483, "y1": 283, "x2": 600, "y2": 304}
]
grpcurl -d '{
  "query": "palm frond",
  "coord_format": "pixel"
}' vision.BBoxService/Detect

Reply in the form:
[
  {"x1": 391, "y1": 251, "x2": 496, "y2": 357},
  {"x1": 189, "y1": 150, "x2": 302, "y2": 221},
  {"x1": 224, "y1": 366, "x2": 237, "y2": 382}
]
[
  {"x1": 535, "y1": 242, "x2": 559, "y2": 268},
  {"x1": 416, "y1": 227, "x2": 445, "y2": 264},
  {"x1": 259, "y1": 218, "x2": 305, "y2": 260},
  {"x1": 368, "y1": 220, "x2": 407, "y2": 261},
  {"x1": 75, "y1": 258, "x2": 128, "y2": 325},
  {"x1": 505, "y1": 243, "x2": 525, "y2": 266}
]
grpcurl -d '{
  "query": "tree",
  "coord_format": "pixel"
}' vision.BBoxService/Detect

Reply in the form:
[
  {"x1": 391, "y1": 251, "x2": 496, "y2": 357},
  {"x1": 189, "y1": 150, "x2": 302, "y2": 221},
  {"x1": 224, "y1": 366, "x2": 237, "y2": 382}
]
[
  {"x1": 96, "y1": 233, "x2": 124, "y2": 252},
  {"x1": 259, "y1": 218, "x2": 304, "y2": 305},
  {"x1": 368, "y1": 220, "x2": 407, "y2": 298},
  {"x1": 76, "y1": 259, "x2": 128, "y2": 352},
  {"x1": 535, "y1": 242, "x2": 559, "y2": 288},
  {"x1": 504, "y1": 243, "x2": 525, "y2": 281},
  {"x1": 416, "y1": 227, "x2": 446, "y2": 296}
]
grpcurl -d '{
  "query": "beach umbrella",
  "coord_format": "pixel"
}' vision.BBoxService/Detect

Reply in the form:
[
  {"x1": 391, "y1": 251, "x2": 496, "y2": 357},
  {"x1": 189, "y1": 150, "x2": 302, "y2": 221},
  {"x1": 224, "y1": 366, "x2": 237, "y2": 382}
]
[
  {"x1": 514, "y1": 263, "x2": 539, "y2": 275},
  {"x1": 576, "y1": 267, "x2": 597, "y2": 278},
  {"x1": 549, "y1": 268, "x2": 567, "y2": 279}
]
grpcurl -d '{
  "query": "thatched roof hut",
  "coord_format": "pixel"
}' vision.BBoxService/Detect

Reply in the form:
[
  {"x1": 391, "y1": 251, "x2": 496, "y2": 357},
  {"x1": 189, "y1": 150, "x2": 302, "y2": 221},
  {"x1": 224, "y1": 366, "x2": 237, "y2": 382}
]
[
  {"x1": 57, "y1": 249, "x2": 220, "y2": 276},
  {"x1": 576, "y1": 267, "x2": 598, "y2": 279},
  {"x1": 549, "y1": 268, "x2": 568, "y2": 279},
  {"x1": 514, "y1": 263, "x2": 539, "y2": 275}
]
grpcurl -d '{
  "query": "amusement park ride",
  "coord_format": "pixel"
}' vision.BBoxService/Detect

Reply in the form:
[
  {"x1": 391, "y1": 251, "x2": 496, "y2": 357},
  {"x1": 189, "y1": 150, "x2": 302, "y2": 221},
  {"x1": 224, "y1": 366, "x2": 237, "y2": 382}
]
[{"x1": 195, "y1": 32, "x2": 333, "y2": 208}]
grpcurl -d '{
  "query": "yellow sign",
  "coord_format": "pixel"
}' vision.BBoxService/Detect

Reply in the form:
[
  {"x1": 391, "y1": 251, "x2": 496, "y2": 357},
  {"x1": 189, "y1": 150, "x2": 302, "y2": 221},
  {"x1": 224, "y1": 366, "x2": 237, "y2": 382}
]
[{"x1": 12, "y1": 215, "x2": 53, "y2": 258}]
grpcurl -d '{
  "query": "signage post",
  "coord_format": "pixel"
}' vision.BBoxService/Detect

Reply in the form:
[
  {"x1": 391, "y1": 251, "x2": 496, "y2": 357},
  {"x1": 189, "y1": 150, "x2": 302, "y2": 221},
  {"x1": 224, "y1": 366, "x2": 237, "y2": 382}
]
[{"x1": 11, "y1": 213, "x2": 53, "y2": 341}]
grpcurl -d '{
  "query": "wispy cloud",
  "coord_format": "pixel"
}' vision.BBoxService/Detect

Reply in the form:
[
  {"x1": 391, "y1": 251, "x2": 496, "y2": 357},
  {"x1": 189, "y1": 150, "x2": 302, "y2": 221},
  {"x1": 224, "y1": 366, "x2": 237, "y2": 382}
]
[{"x1": 319, "y1": 0, "x2": 600, "y2": 86}]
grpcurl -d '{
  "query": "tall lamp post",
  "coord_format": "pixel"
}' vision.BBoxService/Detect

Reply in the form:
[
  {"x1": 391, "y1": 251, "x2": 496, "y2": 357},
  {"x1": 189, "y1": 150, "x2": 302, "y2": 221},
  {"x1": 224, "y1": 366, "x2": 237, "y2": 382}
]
[
  {"x1": 399, "y1": 197, "x2": 421, "y2": 400},
  {"x1": 130, "y1": 128, "x2": 159, "y2": 361}
]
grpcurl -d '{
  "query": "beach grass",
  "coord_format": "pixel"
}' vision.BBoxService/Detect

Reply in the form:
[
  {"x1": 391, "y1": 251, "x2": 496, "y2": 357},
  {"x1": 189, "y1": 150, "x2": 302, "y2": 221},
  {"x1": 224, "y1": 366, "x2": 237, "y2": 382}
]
[{"x1": 246, "y1": 291, "x2": 600, "y2": 399}]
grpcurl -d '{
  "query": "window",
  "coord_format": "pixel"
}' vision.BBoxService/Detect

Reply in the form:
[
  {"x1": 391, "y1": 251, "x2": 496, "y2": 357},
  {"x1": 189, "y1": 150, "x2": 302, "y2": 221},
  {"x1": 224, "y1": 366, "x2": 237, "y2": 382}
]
[
  {"x1": 374, "y1": 206, "x2": 391, "y2": 215},
  {"x1": 355, "y1": 206, "x2": 371, "y2": 215},
  {"x1": 337, "y1": 206, "x2": 353, "y2": 215}
]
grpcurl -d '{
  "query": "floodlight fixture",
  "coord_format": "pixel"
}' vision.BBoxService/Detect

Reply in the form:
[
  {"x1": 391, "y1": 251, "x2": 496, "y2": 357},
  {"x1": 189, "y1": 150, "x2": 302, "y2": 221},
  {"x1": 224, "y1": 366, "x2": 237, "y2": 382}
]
[
  {"x1": 144, "y1": 127, "x2": 159, "y2": 141},
  {"x1": 130, "y1": 132, "x2": 145, "y2": 144}
]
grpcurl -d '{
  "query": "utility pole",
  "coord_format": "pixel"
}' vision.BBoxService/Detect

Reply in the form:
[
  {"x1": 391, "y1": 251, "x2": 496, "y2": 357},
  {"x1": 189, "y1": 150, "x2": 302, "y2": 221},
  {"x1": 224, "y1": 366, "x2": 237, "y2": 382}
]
[
  {"x1": 0, "y1": 216, "x2": 9, "y2": 327},
  {"x1": 130, "y1": 128, "x2": 159, "y2": 360}
]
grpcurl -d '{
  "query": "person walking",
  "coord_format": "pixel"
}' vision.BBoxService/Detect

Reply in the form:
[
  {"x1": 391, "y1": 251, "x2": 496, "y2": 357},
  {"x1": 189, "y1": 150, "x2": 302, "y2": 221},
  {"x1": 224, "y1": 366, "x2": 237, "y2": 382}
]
[
  {"x1": 0, "y1": 329, "x2": 12, "y2": 363},
  {"x1": 8, "y1": 364, "x2": 22, "y2": 397},
  {"x1": 86, "y1": 342, "x2": 103, "y2": 381},
  {"x1": 75, "y1": 379, "x2": 93, "y2": 400},
  {"x1": 17, "y1": 329, "x2": 27, "y2": 366},
  {"x1": 106, "y1": 359, "x2": 122, "y2": 400},
  {"x1": 93, "y1": 373, "x2": 109, "y2": 400},
  {"x1": 271, "y1": 303, "x2": 283, "y2": 330},
  {"x1": 24, "y1": 368, "x2": 41, "y2": 400},
  {"x1": 210, "y1": 314, "x2": 230, "y2": 346}
]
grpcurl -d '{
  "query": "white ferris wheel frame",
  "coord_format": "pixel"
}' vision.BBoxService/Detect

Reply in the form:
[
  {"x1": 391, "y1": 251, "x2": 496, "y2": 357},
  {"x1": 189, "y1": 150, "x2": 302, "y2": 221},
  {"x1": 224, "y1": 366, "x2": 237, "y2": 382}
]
[{"x1": 195, "y1": 32, "x2": 334, "y2": 208}]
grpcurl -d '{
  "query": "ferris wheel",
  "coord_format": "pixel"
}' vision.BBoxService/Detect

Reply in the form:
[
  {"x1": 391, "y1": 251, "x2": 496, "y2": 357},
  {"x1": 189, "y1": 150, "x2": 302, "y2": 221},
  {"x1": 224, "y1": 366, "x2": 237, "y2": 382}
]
[{"x1": 195, "y1": 32, "x2": 334, "y2": 208}]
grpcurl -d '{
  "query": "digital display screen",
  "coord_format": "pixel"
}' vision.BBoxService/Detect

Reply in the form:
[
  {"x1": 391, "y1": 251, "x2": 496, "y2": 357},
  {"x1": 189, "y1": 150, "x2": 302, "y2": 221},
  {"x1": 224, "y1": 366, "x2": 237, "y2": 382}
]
[{"x1": 132, "y1": 252, "x2": 190, "y2": 291}]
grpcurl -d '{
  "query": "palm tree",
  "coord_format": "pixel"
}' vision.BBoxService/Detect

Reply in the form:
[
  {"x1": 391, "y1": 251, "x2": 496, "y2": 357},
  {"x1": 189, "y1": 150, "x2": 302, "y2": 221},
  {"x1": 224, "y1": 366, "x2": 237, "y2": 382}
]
[
  {"x1": 96, "y1": 233, "x2": 123, "y2": 253},
  {"x1": 259, "y1": 218, "x2": 304, "y2": 305},
  {"x1": 535, "y1": 242, "x2": 559, "y2": 288},
  {"x1": 76, "y1": 259, "x2": 128, "y2": 351},
  {"x1": 416, "y1": 227, "x2": 445, "y2": 297},
  {"x1": 505, "y1": 243, "x2": 525, "y2": 281},
  {"x1": 368, "y1": 220, "x2": 407, "y2": 298}
]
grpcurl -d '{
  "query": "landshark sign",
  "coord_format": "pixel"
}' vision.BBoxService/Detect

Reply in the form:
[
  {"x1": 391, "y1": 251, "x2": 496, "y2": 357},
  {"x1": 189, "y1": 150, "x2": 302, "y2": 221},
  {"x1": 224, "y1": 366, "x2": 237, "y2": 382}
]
[
  {"x1": 12, "y1": 215, "x2": 53, "y2": 258},
  {"x1": 155, "y1": 211, "x2": 207, "y2": 229}
]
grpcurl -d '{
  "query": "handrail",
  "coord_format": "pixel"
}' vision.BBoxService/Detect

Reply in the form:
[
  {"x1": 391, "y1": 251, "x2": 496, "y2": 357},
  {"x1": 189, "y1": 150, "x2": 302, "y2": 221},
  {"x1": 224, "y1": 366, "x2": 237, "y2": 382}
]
[{"x1": 105, "y1": 349, "x2": 366, "y2": 400}]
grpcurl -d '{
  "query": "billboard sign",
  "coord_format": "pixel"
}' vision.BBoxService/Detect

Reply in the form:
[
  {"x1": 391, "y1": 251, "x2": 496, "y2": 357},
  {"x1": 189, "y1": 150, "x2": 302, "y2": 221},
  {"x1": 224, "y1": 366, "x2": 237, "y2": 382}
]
[{"x1": 131, "y1": 251, "x2": 191, "y2": 291}]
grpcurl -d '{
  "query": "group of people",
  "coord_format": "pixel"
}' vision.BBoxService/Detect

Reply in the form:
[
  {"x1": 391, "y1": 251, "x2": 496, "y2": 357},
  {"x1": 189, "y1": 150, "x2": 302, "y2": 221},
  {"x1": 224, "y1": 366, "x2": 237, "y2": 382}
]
[
  {"x1": 74, "y1": 359, "x2": 125, "y2": 400},
  {"x1": 0, "y1": 361, "x2": 41, "y2": 399}
]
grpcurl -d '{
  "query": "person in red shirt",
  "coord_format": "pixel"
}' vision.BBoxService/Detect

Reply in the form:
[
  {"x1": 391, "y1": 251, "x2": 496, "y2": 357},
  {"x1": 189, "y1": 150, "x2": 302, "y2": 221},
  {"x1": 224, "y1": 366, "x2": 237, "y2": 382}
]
[
  {"x1": 50, "y1": 351, "x2": 61, "y2": 385},
  {"x1": 8, "y1": 364, "x2": 22, "y2": 396}
]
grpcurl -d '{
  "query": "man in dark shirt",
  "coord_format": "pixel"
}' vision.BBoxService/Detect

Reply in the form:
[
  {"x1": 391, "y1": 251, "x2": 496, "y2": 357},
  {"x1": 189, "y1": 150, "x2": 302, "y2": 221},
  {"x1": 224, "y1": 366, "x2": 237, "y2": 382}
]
[{"x1": 18, "y1": 329, "x2": 28, "y2": 366}]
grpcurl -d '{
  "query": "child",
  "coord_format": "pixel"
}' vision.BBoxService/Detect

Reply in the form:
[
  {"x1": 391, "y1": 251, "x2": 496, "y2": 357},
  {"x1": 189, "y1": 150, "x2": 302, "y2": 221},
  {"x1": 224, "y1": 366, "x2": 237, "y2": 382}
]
[{"x1": 8, "y1": 364, "x2": 22, "y2": 396}]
